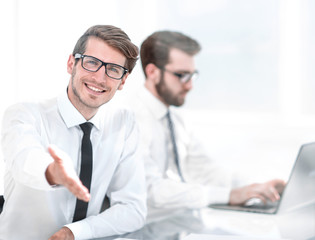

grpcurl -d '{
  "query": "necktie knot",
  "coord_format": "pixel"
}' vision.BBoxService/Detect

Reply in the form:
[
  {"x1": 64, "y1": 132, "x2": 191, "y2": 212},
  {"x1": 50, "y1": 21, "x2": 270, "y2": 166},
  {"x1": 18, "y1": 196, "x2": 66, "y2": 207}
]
[
  {"x1": 166, "y1": 110, "x2": 171, "y2": 120},
  {"x1": 80, "y1": 122, "x2": 93, "y2": 136}
]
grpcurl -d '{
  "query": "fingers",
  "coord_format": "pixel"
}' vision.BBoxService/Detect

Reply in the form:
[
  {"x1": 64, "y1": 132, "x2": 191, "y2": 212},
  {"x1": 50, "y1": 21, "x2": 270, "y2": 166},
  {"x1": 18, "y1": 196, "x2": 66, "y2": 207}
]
[
  {"x1": 64, "y1": 178, "x2": 90, "y2": 202},
  {"x1": 48, "y1": 144, "x2": 61, "y2": 162},
  {"x1": 47, "y1": 144, "x2": 90, "y2": 202},
  {"x1": 229, "y1": 186, "x2": 262, "y2": 205},
  {"x1": 265, "y1": 179, "x2": 286, "y2": 200},
  {"x1": 253, "y1": 181, "x2": 283, "y2": 202},
  {"x1": 48, "y1": 144, "x2": 68, "y2": 164},
  {"x1": 230, "y1": 179, "x2": 286, "y2": 206},
  {"x1": 269, "y1": 179, "x2": 286, "y2": 193},
  {"x1": 260, "y1": 186, "x2": 280, "y2": 202}
]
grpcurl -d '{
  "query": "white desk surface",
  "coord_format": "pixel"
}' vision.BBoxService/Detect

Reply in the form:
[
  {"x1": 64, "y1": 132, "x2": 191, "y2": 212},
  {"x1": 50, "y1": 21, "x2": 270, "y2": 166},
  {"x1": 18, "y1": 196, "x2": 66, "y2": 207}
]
[{"x1": 96, "y1": 203, "x2": 315, "y2": 240}]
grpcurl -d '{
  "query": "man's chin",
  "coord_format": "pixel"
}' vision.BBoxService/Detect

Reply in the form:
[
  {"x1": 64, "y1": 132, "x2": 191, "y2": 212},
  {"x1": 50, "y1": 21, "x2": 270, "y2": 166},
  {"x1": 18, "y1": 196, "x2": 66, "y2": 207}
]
[{"x1": 172, "y1": 100, "x2": 185, "y2": 107}]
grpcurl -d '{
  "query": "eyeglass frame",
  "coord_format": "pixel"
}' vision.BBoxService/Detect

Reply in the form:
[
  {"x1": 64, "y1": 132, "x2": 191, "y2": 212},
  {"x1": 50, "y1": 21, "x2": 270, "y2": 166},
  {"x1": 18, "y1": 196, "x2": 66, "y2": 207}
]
[
  {"x1": 160, "y1": 67, "x2": 198, "y2": 83},
  {"x1": 74, "y1": 53, "x2": 129, "y2": 80}
]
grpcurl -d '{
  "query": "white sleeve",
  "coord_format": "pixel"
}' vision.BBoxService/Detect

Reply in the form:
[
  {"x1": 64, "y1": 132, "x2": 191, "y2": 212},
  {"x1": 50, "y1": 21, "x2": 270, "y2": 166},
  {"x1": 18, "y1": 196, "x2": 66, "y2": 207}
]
[
  {"x1": 145, "y1": 114, "x2": 232, "y2": 212},
  {"x1": 146, "y1": 162, "x2": 231, "y2": 211},
  {"x1": 1, "y1": 103, "x2": 53, "y2": 190}
]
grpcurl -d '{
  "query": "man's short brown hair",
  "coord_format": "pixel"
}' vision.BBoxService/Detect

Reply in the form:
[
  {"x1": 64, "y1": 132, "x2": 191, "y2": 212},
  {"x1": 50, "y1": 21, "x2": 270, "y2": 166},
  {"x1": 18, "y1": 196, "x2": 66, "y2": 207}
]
[{"x1": 73, "y1": 25, "x2": 139, "y2": 73}]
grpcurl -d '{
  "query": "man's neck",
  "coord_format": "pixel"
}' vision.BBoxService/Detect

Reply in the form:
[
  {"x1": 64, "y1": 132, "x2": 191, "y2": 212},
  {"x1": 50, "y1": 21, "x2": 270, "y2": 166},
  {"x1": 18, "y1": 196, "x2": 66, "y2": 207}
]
[{"x1": 67, "y1": 90, "x2": 98, "y2": 121}]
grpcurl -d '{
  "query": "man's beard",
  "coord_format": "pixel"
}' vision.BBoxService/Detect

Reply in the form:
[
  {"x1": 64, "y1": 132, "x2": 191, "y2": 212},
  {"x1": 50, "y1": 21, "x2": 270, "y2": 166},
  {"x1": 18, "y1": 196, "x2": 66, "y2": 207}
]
[{"x1": 156, "y1": 74, "x2": 186, "y2": 107}]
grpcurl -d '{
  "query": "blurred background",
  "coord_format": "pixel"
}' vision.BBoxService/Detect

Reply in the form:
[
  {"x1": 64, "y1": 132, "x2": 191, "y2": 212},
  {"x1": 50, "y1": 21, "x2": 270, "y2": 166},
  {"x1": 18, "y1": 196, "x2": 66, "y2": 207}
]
[{"x1": 1, "y1": 0, "x2": 315, "y2": 193}]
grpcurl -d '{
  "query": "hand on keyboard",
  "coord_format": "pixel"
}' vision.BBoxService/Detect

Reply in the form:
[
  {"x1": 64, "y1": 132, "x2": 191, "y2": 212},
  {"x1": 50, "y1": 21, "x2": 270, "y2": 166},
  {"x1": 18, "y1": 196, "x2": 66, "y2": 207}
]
[{"x1": 244, "y1": 198, "x2": 265, "y2": 207}]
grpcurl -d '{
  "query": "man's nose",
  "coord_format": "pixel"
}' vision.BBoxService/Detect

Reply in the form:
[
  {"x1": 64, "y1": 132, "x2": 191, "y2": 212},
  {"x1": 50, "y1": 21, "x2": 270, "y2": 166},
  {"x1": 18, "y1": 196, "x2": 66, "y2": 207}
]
[
  {"x1": 94, "y1": 65, "x2": 108, "y2": 81},
  {"x1": 183, "y1": 79, "x2": 193, "y2": 91}
]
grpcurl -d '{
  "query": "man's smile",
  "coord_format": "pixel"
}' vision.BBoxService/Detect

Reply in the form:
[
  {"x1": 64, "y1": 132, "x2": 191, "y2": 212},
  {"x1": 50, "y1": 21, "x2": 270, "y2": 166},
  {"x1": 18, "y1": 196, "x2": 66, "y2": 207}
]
[{"x1": 85, "y1": 83, "x2": 106, "y2": 94}]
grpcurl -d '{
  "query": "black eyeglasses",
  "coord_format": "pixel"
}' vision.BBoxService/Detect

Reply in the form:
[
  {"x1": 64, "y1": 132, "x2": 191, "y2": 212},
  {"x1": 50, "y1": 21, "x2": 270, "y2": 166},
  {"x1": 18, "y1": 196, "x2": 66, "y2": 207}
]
[
  {"x1": 161, "y1": 68, "x2": 199, "y2": 83},
  {"x1": 74, "y1": 53, "x2": 128, "y2": 80}
]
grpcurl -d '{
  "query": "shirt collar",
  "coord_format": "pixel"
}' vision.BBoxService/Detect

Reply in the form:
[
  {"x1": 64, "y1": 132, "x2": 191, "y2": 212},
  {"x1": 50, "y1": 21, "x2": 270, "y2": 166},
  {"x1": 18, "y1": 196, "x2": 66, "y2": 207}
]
[
  {"x1": 139, "y1": 86, "x2": 169, "y2": 120},
  {"x1": 57, "y1": 89, "x2": 101, "y2": 130}
]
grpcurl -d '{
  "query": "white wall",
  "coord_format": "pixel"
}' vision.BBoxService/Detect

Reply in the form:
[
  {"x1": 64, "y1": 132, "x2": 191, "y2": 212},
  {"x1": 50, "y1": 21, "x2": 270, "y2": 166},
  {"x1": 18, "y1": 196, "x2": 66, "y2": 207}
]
[{"x1": 1, "y1": 0, "x2": 315, "y2": 193}]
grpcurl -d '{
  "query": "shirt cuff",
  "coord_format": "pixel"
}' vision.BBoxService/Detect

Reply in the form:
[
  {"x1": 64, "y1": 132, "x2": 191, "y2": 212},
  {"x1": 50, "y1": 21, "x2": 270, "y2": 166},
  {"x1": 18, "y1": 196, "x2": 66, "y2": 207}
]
[
  {"x1": 204, "y1": 185, "x2": 231, "y2": 205},
  {"x1": 65, "y1": 221, "x2": 93, "y2": 240}
]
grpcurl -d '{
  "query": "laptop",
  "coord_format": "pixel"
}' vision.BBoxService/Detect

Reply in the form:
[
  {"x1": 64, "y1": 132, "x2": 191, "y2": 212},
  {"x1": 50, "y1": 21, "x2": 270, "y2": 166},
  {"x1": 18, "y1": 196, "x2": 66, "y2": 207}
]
[{"x1": 209, "y1": 142, "x2": 315, "y2": 214}]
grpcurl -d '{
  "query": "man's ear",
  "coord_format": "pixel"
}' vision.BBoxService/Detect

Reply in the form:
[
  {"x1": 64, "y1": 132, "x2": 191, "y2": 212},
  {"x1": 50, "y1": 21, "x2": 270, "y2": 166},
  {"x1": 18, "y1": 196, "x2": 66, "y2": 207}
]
[
  {"x1": 145, "y1": 63, "x2": 161, "y2": 84},
  {"x1": 67, "y1": 54, "x2": 75, "y2": 74},
  {"x1": 117, "y1": 73, "x2": 129, "y2": 90}
]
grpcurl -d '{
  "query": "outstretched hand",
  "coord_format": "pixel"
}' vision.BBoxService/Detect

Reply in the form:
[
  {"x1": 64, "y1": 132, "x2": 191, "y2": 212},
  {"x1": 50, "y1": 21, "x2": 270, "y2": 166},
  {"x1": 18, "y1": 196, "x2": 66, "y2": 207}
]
[
  {"x1": 229, "y1": 179, "x2": 286, "y2": 206},
  {"x1": 45, "y1": 144, "x2": 90, "y2": 202}
]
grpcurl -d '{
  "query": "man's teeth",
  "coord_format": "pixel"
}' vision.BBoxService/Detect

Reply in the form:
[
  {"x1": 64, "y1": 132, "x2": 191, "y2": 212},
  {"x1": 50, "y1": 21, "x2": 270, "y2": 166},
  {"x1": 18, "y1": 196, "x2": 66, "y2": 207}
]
[{"x1": 87, "y1": 85, "x2": 103, "y2": 92}]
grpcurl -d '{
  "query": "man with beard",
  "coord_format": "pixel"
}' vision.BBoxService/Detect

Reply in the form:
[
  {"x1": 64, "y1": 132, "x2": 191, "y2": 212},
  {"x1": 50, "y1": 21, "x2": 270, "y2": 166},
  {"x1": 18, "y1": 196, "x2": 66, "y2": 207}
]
[
  {"x1": 0, "y1": 25, "x2": 146, "y2": 240},
  {"x1": 126, "y1": 30, "x2": 285, "y2": 219}
]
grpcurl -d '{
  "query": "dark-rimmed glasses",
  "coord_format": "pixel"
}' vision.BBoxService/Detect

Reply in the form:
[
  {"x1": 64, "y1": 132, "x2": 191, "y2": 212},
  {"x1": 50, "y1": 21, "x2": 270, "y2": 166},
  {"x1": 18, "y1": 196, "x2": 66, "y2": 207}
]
[
  {"x1": 74, "y1": 53, "x2": 128, "y2": 80},
  {"x1": 161, "y1": 68, "x2": 198, "y2": 83}
]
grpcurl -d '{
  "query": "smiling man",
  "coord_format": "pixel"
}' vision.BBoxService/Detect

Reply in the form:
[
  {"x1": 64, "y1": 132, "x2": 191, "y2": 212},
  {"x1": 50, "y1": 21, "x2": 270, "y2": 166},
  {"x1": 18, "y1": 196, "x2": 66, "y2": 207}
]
[
  {"x1": 125, "y1": 30, "x2": 285, "y2": 220},
  {"x1": 0, "y1": 25, "x2": 146, "y2": 240}
]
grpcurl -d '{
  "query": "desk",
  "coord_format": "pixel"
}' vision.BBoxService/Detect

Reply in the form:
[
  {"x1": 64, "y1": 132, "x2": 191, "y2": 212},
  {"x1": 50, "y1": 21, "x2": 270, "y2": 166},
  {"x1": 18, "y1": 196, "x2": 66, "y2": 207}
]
[{"x1": 96, "y1": 203, "x2": 315, "y2": 240}]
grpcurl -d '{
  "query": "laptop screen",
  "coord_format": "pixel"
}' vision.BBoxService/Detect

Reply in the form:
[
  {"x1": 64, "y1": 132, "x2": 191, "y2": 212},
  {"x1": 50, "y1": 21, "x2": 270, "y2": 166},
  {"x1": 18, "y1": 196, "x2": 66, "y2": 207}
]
[{"x1": 278, "y1": 142, "x2": 315, "y2": 213}]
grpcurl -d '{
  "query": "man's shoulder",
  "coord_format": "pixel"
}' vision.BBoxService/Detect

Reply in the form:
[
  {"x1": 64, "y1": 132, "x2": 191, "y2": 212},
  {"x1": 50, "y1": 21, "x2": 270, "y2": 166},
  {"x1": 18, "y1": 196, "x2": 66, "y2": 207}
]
[
  {"x1": 2, "y1": 98, "x2": 58, "y2": 134},
  {"x1": 4, "y1": 97, "x2": 57, "y2": 117}
]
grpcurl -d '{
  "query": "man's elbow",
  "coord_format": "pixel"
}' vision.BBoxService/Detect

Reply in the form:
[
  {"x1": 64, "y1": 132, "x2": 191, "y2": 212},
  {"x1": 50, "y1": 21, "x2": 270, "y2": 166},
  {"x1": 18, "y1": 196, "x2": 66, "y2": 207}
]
[{"x1": 133, "y1": 204, "x2": 147, "y2": 230}]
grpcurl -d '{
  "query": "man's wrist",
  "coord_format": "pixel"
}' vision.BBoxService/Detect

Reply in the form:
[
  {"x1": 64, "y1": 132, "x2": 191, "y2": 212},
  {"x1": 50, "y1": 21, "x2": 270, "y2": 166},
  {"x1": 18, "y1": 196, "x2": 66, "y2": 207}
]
[{"x1": 62, "y1": 226, "x2": 74, "y2": 240}]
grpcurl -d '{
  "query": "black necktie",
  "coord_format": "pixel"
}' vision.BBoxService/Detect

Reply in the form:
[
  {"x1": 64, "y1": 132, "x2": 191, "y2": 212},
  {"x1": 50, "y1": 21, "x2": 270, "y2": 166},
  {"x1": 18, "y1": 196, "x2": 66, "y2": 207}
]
[
  {"x1": 166, "y1": 110, "x2": 184, "y2": 182},
  {"x1": 73, "y1": 122, "x2": 93, "y2": 222}
]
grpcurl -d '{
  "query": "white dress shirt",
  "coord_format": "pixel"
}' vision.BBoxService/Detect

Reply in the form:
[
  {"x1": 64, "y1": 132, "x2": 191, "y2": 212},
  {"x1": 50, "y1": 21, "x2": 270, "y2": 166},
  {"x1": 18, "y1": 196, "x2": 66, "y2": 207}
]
[
  {"x1": 125, "y1": 87, "x2": 233, "y2": 219},
  {"x1": 0, "y1": 90, "x2": 147, "y2": 240}
]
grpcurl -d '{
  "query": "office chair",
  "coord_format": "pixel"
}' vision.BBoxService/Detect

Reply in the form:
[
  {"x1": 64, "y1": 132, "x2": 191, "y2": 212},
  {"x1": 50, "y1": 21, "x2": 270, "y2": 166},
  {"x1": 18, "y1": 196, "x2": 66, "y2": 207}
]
[{"x1": 0, "y1": 195, "x2": 4, "y2": 213}]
